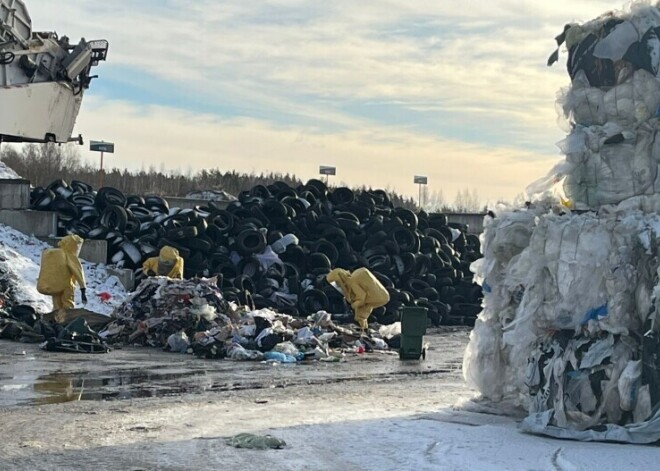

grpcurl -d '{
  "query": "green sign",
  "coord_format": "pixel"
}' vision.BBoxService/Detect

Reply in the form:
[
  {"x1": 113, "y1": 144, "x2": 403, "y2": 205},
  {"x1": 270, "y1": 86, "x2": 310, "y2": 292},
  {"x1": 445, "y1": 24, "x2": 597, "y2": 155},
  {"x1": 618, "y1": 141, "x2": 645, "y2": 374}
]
[{"x1": 90, "y1": 141, "x2": 115, "y2": 153}]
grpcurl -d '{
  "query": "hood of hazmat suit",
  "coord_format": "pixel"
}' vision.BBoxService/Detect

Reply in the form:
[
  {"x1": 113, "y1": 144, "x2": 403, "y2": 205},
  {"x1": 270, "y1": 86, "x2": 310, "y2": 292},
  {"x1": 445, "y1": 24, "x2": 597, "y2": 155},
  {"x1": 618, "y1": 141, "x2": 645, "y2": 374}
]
[
  {"x1": 143, "y1": 245, "x2": 184, "y2": 279},
  {"x1": 327, "y1": 268, "x2": 390, "y2": 329}
]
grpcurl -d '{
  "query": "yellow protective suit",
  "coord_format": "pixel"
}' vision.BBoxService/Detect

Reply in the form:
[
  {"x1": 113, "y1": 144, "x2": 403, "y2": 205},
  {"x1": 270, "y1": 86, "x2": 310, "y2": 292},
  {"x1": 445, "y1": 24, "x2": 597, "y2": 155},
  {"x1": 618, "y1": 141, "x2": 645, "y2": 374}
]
[
  {"x1": 327, "y1": 268, "x2": 390, "y2": 329},
  {"x1": 143, "y1": 246, "x2": 184, "y2": 279},
  {"x1": 37, "y1": 235, "x2": 86, "y2": 310}
]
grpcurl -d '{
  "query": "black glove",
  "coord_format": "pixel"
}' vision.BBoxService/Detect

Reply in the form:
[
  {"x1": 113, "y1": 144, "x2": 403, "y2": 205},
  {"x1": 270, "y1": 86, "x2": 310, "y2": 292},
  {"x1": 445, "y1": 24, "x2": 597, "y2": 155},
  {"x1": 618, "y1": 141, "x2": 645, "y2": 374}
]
[
  {"x1": 146, "y1": 269, "x2": 156, "y2": 277},
  {"x1": 80, "y1": 288, "x2": 88, "y2": 304}
]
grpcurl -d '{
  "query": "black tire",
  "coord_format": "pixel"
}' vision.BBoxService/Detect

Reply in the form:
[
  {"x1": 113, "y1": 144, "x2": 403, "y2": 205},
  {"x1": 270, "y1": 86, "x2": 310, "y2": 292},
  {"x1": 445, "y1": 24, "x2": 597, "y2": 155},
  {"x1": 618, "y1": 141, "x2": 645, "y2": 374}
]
[
  {"x1": 128, "y1": 206, "x2": 153, "y2": 222},
  {"x1": 66, "y1": 221, "x2": 91, "y2": 238},
  {"x1": 179, "y1": 236, "x2": 213, "y2": 253},
  {"x1": 237, "y1": 255, "x2": 265, "y2": 280},
  {"x1": 166, "y1": 226, "x2": 198, "y2": 241},
  {"x1": 429, "y1": 213, "x2": 448, "y2": 227},
  {"x1": 126, "y1": 195, "x2": 146, "y2": 206},
  {"x1": 87, "y1": 227, "x2": 108, "y2": 240},
  {"x1": 71, "y1": 193, "x2": 96, "y2": 207},
  {"x1": 210, "y1": 209, "x2": 235, "y2": 233},
  {"x1": 390, "y1": 226, "x2": 420, "y2": 253},
  {"x1": 330, "y1": 187, "x2": 355, "y2": 205},
  {"x1": 407, "y1": 278, "x2": 431, "y2": 296},
  {"x1": 233, "y1": 274, "x2": 256, "y2": 294},
  {"x1": 307, "y1": 252, "x2": 332, "y2": 272},
  {"x1": 298, "y1": 289, "x2": 330, "y2": 315},
  {"x1": 420, "y1": 287, "x2": 440, "y2": 302},
  {"x1": 123, "y1": 219, "x2": 141, "y2": 240},
  {"x1": 313, "y1": 239, "x2": 339, "y2": 265},
  {"x1": 373, "y1": 272, "x2": 395, "y2": 290},
  {"x1": 70, "y1": 180, "x2": 93, "y2": 194},
  {"x1": 394, "y1": 208, "x2": 418, "y2": 231},
  {"x1": 280, "y1": 244, "x2": 307, "y2": 269},
  {"x1": 52, "y1": 199, "x2": 80, "y2": 221},
  {"x1": 236, "y1": 229, "x2": 267, "y2": 255},
  {"x1": 144, "y1": 195, "x2": 169, "y2": 211},
  {"x1": 32, "y1": 189, "x2": 56, "y2": 210},
  {"x1": 100, "y1": 205, "x2": 128, "y2": 232},
  {"x1": 96, "y1": 187, "x2": 127, "y2": 209}
]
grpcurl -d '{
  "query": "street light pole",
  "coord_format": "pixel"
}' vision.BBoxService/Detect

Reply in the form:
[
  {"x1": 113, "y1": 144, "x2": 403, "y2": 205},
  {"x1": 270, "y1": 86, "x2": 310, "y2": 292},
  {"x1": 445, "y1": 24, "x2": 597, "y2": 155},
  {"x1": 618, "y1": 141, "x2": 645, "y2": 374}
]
[
  {"x1": 90, "y1": 140, "x2": 115, "y2": 188},
  {"x1": 414, "y1": 175, "x2": 428, "y2": 210},
  {"x1": 320, "y1": 166, "x2": 337, "y2": 187},
  {"x1": 99, "y1": 151, "x2": 104, "y2": 188}
]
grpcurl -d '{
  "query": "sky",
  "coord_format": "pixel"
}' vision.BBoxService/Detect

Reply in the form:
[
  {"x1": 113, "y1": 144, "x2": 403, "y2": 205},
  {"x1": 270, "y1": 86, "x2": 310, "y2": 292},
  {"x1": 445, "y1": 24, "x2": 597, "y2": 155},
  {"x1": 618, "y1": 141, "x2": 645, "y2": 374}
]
[{"x1": 26, "y1": 0, "x2": 620, "y2": 204}]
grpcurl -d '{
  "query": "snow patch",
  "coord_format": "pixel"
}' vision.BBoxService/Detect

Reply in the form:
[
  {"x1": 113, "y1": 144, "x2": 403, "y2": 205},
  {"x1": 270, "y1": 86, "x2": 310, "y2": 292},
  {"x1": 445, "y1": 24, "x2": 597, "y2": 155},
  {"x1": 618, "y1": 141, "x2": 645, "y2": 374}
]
[
  {"x1": 0, "y1": 224, "x2": 127, "y2": 315},
  {"x1": 0, "y1": 161, "x2": 21, "y2": 180}
]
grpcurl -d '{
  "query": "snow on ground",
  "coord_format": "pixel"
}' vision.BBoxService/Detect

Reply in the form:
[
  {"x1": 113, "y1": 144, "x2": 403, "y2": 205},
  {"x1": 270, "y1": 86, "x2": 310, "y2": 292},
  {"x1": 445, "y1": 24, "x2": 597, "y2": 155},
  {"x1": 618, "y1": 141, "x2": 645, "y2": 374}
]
[
  {"x1": 0, "y1": 224, "x2": 126, "y2": 315},
  {"x1": 253, "y1": 411, "x2": 658, "y2": 471},
  {"x1": 0, "y1": 162, "x2": 21, "y2": 180}
]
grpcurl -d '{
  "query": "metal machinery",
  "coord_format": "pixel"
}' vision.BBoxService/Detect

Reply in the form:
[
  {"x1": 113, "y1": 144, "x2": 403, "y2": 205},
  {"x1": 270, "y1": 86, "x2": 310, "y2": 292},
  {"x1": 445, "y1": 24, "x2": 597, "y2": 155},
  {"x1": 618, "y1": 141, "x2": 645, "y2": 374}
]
[{"x1": 0, "y1": 0, "x2": 108, "y2": 144}]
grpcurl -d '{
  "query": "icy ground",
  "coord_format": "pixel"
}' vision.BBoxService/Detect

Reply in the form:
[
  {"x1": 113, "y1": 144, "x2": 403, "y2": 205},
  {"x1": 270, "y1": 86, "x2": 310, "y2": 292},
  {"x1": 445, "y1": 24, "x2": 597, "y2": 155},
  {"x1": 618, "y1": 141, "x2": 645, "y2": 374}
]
[
  {"x1": 0, "y1": 334, "x2": 656, "y2": 470},
  {"x1": 0, "y1": 223, "x2": 126, "y2": 314}
]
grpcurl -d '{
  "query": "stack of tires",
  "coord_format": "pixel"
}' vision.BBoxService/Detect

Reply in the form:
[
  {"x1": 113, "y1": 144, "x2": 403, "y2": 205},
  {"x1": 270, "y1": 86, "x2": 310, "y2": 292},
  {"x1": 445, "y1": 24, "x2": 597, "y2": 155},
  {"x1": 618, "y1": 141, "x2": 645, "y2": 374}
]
[{"x1": 31, "y1": 179, "x2": 483, "y2": 326}]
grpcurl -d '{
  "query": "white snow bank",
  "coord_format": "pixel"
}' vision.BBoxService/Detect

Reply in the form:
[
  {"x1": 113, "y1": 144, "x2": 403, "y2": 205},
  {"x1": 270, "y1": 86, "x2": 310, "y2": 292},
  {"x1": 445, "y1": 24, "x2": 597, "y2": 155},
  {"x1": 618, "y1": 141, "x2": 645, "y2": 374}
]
[
  {"x1": 0, "y1": 224, "x2": 126, "y2": 315},
  {"x1": 0, "y1": 161, "x2": 21, "y2": 180},
  {"x1": 214, "y1": 410, "x2": 658, "y2": 471}
]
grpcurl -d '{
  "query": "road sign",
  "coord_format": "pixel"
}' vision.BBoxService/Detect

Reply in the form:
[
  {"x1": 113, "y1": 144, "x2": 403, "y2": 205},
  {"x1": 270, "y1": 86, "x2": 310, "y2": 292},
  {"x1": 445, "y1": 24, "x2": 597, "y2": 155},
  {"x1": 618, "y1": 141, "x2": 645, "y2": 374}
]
[
  {"x1": 90, "y1": 140, "x2": 115, "y2": 153},
  {"x1": 414, "y1": 175, "x2": 428, "y2": 185},
  {"x1": 320, "y1": 166, "x2": 336, "y2": 176}
]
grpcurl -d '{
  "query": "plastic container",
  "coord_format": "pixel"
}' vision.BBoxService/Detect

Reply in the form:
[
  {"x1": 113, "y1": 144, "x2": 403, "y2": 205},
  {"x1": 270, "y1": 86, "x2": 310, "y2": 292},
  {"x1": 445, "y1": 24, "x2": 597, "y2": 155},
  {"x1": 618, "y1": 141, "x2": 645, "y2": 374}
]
[{"x1": 399, "y1": 306, "x2": 427, "y2": 360}]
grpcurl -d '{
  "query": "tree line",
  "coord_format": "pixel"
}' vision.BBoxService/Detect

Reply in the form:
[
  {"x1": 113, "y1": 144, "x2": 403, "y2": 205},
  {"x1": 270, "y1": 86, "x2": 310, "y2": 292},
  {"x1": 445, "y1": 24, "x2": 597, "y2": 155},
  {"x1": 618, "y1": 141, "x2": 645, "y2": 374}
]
[{"x1": 1, "y1": 143, "x2": 427, "y2": 209}]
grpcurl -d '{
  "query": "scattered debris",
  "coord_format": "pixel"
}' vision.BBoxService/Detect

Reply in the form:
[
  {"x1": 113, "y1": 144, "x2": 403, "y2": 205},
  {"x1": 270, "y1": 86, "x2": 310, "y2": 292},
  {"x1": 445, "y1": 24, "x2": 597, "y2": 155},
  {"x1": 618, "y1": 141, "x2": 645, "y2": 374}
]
[{"x1": 225, "y1": 433, "x2": 286, "y2": 450}]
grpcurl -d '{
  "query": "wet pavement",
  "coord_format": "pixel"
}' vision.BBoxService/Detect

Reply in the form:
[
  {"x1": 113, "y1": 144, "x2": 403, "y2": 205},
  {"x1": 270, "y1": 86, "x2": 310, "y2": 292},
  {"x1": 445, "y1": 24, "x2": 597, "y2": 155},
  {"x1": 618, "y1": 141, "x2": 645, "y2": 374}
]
[{"x1": 0, "y1": 327, "x2": 469, "y2": 407}]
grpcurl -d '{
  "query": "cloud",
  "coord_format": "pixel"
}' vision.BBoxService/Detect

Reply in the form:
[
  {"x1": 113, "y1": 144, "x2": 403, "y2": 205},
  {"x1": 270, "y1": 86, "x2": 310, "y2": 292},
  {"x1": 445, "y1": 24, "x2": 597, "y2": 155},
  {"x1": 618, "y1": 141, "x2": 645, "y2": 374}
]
[
  {"x1": 75, "y1": 98, "x2": 558, "y2": 203},
  {"x1": 23, "y1": 0, "x2": 622, "y2": 203}
]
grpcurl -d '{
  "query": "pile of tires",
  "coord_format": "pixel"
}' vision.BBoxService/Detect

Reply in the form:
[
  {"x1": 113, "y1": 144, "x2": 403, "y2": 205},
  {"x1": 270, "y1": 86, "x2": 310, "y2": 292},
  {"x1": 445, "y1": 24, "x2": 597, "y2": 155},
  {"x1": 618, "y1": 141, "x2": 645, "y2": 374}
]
[{"x1": 31, "y1": 179, "x2": 483, "y2": 326}]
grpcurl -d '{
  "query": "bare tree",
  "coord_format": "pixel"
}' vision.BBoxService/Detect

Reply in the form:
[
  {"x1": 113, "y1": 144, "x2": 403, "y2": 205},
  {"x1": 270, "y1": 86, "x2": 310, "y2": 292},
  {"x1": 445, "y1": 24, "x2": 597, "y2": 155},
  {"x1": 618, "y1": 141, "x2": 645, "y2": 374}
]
[
  {"x1": 423, "y1": 188, "x2": 446, "y2": 212},
  {"x1": 453, "y1": 187, "x2": 481, "y2": 212}
]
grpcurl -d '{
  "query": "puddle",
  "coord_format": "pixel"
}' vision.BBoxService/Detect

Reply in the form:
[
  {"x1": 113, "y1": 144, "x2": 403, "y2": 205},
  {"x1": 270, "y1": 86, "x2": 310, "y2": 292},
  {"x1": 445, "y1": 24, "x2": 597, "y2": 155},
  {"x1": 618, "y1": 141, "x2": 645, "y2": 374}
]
[{"x1": 0, "y1": 368, "x2": 211, "y2": 407}]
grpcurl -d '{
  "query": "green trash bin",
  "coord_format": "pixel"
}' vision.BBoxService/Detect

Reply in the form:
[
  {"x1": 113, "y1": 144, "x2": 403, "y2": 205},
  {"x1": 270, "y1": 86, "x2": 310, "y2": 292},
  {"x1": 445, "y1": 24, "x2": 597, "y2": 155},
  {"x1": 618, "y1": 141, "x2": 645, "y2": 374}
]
[{"x1": 399, "y1": 306, "x2": 428, "y2": 360}]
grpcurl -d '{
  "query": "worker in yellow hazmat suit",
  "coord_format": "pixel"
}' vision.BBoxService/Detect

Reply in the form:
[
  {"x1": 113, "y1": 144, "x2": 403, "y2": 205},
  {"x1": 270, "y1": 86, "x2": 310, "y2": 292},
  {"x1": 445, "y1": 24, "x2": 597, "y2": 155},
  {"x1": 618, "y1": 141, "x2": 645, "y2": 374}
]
[
  {"x1": 327, "y1": 268, "x2": 390, "y2": 329},
  {"x1": 142, "y1": 246, "x2": 184, "y2": 279},
  {"x1": 37, "y1": 234, "x2": 87, "y2": 310}
]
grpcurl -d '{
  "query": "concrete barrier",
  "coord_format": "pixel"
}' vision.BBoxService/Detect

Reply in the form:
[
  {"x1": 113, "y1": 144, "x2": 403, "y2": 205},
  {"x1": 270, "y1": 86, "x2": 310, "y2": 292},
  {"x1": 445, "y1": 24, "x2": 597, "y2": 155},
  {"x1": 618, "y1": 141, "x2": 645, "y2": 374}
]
[
  {"x1": 0, "y1": 209, "x2": 58, "y2": 237},
  {"x1": 37, "y1": 237, "x2": 108, "y2": 265},
  {"x1": 0, "y1": 179, "x2": 30, "y2": 210},
  {"x1": 80, "y1": 239, "x2": 108, "y2": 265},
  {"x1": 107, "y1": 267, "x2": 135, "y2": 291},
  {"x1": 446, "y1": 213, "x2": 486, "y2": 234},
  {"x1": 165, "y1": 196, "x2": 230, "y2": 211}
]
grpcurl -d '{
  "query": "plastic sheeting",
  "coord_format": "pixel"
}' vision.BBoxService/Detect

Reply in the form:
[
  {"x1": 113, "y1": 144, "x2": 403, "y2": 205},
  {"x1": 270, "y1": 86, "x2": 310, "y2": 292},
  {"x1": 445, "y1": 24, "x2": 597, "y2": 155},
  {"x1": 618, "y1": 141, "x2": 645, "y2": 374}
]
[
  {"x1": 537, "y1": 3, "x2": 660, "y2": 208},
  {"x1": 473, "y1": 1, "x2": 660, "y2": 444},
  {"x1": 464, "y1": 197, "x2": 660, "y2": 443}
]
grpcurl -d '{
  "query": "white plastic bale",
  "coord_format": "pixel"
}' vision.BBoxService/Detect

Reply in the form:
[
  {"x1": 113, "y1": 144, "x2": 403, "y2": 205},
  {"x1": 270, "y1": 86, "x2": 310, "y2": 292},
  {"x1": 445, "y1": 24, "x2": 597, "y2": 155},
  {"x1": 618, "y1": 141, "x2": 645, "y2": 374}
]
[
  {"x1": 462, "y1": 316, "x2": 506, "y2": 401},
  {"x1": 561, "y1": 70, "x2": 660, "y2": 128},
  {"x1": 464, "y1": 200, "x2": 660, "y2": 406},
  {"x1": 563, "y1": 122, "x2": 660, "y2": 207}
]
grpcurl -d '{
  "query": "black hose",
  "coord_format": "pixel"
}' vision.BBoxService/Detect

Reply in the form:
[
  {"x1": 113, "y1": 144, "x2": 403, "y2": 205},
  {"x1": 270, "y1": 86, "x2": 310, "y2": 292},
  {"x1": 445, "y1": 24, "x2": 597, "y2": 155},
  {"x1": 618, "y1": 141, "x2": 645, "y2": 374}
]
[{"x1": 0, "y1": 51, "x2": 15, "y2": 65}]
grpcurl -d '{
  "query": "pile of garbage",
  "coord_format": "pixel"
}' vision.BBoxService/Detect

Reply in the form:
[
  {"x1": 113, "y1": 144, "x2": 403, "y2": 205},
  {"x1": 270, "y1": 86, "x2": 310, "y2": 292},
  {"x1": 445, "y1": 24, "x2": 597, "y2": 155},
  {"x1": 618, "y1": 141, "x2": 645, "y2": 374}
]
[
  {"x1": 100, "y1": 277, "x2": 401, "y2": 361},
  {"x1": 30, "y1": 179, "x2": 483, "y2": 326},
  {"x1": 464, "y1": 3, "x2": 660, "y2": 444},
  {"x1": 0, "y1": 304, "x2": 110, "y2": 353}
]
